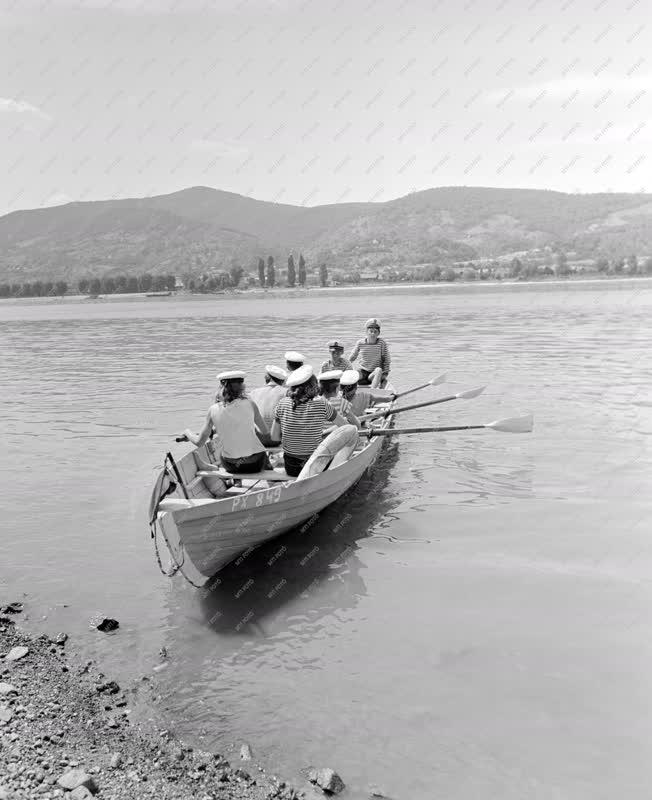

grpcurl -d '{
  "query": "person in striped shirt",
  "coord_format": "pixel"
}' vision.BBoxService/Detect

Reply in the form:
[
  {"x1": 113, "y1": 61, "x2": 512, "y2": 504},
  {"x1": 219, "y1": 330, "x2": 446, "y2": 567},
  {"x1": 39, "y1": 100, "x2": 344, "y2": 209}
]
[
  {"x1": 271, "y1": 365, "x2": 346, "y2": 477},
  {"x1": 317, "y1": 369, "x2": 360, "y2": 429},
  {"x1": 348, "y1": 318, "x2": 391, "y2": 388}
]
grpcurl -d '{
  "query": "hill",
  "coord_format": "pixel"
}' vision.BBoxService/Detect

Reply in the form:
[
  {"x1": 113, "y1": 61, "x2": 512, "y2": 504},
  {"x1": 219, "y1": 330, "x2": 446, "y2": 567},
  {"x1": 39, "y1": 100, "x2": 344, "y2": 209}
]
[{"x1": 1, "y1": 186, "x2": 652, "y2": 284}]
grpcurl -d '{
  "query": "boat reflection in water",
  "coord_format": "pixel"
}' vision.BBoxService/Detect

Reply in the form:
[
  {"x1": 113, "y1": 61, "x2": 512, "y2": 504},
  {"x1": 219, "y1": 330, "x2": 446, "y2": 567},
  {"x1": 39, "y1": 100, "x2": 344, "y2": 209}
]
[{"x1": 195, "y1": 440, "x2": 401, "y2": 637}]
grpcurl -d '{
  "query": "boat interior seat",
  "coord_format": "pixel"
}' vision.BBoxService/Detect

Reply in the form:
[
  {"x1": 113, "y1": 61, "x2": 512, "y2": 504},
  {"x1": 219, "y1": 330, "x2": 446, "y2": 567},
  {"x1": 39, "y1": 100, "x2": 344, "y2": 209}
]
[{"x1": 196, "y1": 469, "x2": 292, "y2": 483}]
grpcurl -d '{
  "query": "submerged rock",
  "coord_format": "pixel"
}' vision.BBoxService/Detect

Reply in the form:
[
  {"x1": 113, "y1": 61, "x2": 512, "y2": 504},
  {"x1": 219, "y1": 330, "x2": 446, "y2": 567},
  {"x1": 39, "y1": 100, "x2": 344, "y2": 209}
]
[
  {"x1": 1, "y1": 602, "x2": 23, "y2": 614},
  {"x1": 96, "y1": 618, "x2": 119, "y2": 633},
  {"x1": 308, "y1": 768, "x2": 345, "y2": 795}
]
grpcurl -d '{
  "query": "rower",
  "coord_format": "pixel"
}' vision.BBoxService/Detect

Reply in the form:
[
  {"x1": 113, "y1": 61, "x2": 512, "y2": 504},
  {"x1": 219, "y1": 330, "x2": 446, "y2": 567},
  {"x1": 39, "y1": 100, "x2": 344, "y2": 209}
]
[
  {"x1": 348, "y1": 318, "x2": 391, "y2": 388},
  {"x1": 183, "y1": 370, "x2": 270, "y2": 474},
  {"x1": 285, "y1": 350, "x2": 306, "y2": 373},
  {"x1": 271, "y1": 364, "x2": 346, "y2": 477},
  {"x1": 320, "y1": 340, "x2": 353, "y2": 374},
  {"x1": 248, "y1": 365, "x2": 288, "y2": 430},
  {"x1": 317, "y1": 369, "x2": 360, "y2": 429},
  {"x1": 339, "y1": 369, "x2": 395, "y2": 418}
]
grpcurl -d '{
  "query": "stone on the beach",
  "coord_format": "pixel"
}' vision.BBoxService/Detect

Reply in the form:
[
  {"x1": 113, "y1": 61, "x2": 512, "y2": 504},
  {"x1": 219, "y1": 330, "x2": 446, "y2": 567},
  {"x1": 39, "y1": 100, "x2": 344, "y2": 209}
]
[
  {"x1": 109, "y1": 752, "x2": 122, "y2": 769},
  {"x1": 0, "y1": 785, "x2": 9, "y2": 800},
  {"x1": 240, "y1": 743, "x2": 253, "y2": 760},
  {"x1": 96, "y1": 618, "x2": 119, "y2": 633},
  {"x1": 308, "y1": 768, "x2": 345, "y2": 795},
  {"x1": 0, "y1": 706, "x2": 14, "y2": 723},
  {"x1": 56, "y1": 769, "x2": 98, "y2": 794},
  {"x1": 170, "y1": 745, "x2": 184, "y2": 761},
  {"x1": 5, "y1": 646, "x2": 29, "y2": 661},
  {"x1": 0, "y1": 682, "x2": 18, "y2": 696},
  {"x1": 70, "y1": 788, "x2": 94, "y2": 800},
  {"x1": 52, "y1": 633, "x2": 68, "y2": 646}
]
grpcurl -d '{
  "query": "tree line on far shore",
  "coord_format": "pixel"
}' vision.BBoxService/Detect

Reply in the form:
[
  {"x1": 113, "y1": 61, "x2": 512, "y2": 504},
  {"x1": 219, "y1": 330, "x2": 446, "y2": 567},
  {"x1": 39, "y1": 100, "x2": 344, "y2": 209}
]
[
  {"x1": 3, "y1": 250, "x2": 652, "y2": 299},
  {"x1": 0, "y1": 273, "x2": 177, "y2": 298}
]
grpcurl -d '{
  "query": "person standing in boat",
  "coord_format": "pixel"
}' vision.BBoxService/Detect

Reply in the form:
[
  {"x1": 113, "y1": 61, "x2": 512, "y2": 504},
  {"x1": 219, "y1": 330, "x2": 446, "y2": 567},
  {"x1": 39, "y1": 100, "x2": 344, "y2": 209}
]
[
  {"x1": 317, "y1": 369, "x2": 360, "y2": 429},
  {"x1": 320, "y1": 340, "x2": 353, "y2": 374},
  {"x1": 183, "y1": 371, "x2": 270, "y2": 474},
  {"x1": 248, "y1": 365, "x2": 288, "y2": 429},
  {"x1": 284, "y1": 350, "x2": 306, "y2": 373},
  {"x1": 348, "y1": 318, "x2": 391, "y2": 387},
  {"x1": 339, "y1": 369, "x2": 395, "y2": 418},
  {"x1": 271, "y1": 365, "x2": 347, "y2": 477}
]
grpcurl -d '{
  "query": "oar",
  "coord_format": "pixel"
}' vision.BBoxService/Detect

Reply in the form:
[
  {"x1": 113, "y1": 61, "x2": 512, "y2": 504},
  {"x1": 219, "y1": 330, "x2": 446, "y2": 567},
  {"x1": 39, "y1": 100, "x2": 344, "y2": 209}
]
[
  {"x1": 365, "y1": 414, "x2": 533, "y2": 437},
  {"x1": 362, "y1": 385, "x2": 486, "y2": 421},
  {"x1": 393, "y1": 372, "x2": 447, "y2": 400}
]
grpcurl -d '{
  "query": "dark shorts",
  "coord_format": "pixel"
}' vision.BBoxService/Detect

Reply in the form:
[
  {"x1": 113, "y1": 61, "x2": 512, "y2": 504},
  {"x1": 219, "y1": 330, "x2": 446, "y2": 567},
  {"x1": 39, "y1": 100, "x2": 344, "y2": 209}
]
[
  {"x1": 220, "y1": 451, "x2": 268, "y2": 474},
  {"x1": 358, "y1": 368, "x2": 387, "y2": 387},
  {"x1": 283, "y1": 452, "x2": 310, "y2": 477}
]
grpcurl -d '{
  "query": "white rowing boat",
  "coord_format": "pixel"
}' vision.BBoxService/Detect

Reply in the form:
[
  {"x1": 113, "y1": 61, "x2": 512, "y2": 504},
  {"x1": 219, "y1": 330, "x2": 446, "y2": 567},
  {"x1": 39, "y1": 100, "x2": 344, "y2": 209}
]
[{"x1": 149, "y1": 391, "x2": 396, "y2": 586}]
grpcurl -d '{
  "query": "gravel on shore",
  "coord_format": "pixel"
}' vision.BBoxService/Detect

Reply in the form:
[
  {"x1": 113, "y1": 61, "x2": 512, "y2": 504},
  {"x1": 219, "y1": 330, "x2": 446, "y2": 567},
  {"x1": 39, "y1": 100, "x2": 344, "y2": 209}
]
[{"x1": 0, "y1": 616, "x2": 320, "y2": 800}]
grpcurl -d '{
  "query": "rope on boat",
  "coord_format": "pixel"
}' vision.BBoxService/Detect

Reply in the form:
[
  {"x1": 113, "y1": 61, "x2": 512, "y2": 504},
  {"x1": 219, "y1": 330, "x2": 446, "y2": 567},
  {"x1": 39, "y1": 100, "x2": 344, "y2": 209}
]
[{"x1": 150, "y1": 520, "x2": 182, "y2": 578}]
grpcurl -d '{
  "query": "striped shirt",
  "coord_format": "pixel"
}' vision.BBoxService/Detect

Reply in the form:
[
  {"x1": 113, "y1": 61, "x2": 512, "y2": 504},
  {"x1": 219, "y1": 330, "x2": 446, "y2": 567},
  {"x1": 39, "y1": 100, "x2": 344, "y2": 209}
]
[
  {"x1": 274, "y1": 396, "x2": 337, "y2": 456},
  {"x1": 248, "y1": 384, "x2": 287, "y2": 429},
  {"x1": 348, "y1": 337, "x2": 391, "y2": 376},
  {"x1": 319, "y1": 356, "x2": 353, "y2": 374}
]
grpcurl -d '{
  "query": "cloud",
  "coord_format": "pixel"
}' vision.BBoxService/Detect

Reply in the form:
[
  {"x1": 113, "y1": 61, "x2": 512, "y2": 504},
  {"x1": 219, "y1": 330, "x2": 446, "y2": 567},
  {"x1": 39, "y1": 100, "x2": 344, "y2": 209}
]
[
  {"x1": 0, "y1": 97, "x2": 51, "y2": 119},
  {"x1": 485, "y1": 74, "x2": 652, "y2": 103},
  {"x1": 189, "y1": 138, "x2": 249, "y2": 158}
]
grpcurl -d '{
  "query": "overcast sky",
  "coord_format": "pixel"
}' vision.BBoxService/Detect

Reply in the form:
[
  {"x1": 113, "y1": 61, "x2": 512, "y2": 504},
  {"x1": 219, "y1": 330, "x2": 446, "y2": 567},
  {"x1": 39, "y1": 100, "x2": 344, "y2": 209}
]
[{"x1": 1, "y1": 0, "x2": 651, "y2": 214}]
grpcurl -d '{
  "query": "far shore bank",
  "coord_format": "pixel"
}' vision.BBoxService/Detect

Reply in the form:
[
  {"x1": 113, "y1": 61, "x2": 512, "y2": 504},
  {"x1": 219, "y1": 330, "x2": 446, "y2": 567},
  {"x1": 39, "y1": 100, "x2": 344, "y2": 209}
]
[{"x1": 2, "y1": 274, "x2": 652, "y2": 306}]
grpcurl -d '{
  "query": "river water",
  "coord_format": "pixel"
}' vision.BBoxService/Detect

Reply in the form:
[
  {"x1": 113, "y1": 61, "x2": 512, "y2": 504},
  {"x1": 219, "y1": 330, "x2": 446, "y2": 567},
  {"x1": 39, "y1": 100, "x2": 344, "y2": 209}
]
[{"x1": 2, "y1": 282, "x2": 651, "y2": 799}]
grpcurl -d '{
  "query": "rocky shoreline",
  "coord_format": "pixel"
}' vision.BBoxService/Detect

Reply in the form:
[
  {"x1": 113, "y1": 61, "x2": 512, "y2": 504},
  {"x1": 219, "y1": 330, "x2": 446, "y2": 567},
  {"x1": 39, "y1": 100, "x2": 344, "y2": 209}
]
[{"x1": 0, "y1": 612, "x2": 341, "y2": 800}]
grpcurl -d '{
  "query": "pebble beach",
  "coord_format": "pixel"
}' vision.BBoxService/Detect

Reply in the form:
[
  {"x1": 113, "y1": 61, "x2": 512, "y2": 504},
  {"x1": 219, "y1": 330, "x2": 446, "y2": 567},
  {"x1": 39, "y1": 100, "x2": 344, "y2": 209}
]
[{"x1": 0, "y1": 610, "x2": 344, "y2": 800}]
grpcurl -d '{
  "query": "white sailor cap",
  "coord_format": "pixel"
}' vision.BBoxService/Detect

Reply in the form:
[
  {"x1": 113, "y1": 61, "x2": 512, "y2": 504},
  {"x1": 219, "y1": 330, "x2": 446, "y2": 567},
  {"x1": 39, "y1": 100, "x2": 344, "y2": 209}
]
[
  {"x1": 216, "y1": 370, "x2": 246, "y2": 381},
  {"x1": 285, "y1": 364, "x2": 313, "y2": 387},
  {"x1": 284, "y1": 350, "x2": 306, "y2": 363},
  {"x1": 365, "y1": 318, "x2": 381, "y2": 329},
  {"x1": 265, "y1": 364, "x2": 288, "y2": 381},
  {"x1": 339, "y1": 369, "x2": 360, "y2": 386},
  {"x1": 317, "y1": 369, "x2": 343, "y2": 382}
]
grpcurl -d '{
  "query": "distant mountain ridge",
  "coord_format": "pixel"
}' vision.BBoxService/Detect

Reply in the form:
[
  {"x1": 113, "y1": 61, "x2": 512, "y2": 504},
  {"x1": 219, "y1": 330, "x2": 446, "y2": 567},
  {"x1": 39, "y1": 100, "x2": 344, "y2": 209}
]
[{"x1": 1, "y1": 185, "x2": 652, "y2": 283}]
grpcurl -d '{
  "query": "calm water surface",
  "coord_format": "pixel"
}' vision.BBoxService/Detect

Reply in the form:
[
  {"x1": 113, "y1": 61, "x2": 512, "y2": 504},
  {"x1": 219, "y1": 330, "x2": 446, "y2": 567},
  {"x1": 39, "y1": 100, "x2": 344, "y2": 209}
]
[{"x1": 2, "y1": 283, "x2": 651, "y2": 799}]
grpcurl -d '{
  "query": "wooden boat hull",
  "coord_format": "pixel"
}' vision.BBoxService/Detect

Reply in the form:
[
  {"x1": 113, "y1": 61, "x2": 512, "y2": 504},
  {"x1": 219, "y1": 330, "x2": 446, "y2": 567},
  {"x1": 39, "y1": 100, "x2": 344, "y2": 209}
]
[
  {"x1": 155, "y1": 389, "x2": 395, "y2": 586},
  {"x1": 159, "y1": 434, "x2": 385, "y2": 584}
]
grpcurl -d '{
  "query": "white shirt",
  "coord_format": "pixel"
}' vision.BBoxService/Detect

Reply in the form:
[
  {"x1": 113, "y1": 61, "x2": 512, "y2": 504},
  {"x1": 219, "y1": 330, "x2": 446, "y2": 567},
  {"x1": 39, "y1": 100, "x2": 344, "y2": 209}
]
[
  {"x1": 209, "y1": 399, "x2": 264, "y2": 459},
  {"x1": 248, "y1": 384, "x2": 287, "y2": 429}
]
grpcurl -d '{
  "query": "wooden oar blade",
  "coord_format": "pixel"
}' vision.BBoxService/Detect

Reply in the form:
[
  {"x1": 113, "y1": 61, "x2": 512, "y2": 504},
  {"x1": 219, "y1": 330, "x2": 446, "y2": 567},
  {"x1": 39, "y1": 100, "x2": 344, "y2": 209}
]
[
  {"x1": 429, "y1": 372, "x2": 447, "y2": 386},
  {"x1": 457, "y1": 385, "x2": 486, "y2": 400},
  {"x1": 486, "y1": 414, "x2": 533, "y2": 433}
]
